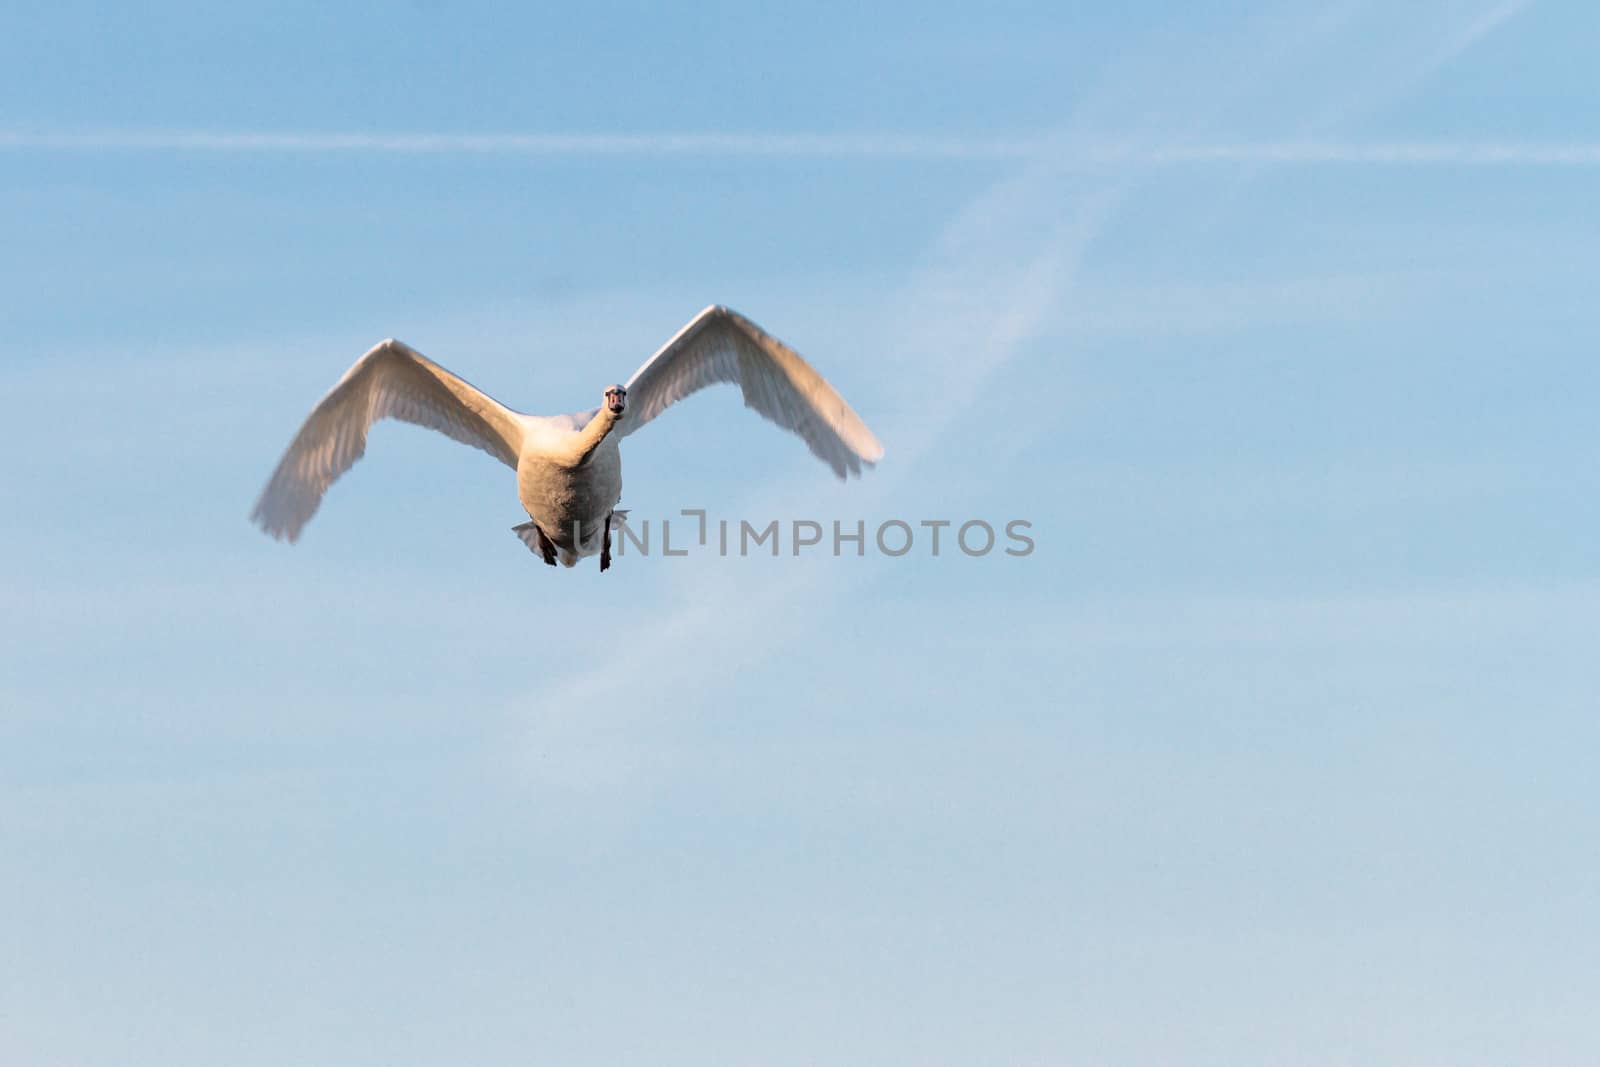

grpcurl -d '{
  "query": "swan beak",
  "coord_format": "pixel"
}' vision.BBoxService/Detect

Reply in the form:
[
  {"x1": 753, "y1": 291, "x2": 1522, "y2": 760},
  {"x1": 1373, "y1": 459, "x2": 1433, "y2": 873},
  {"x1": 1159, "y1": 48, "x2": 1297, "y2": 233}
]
[{"x1": 607, "y1": 392, "x2": 627, "y2": 415}]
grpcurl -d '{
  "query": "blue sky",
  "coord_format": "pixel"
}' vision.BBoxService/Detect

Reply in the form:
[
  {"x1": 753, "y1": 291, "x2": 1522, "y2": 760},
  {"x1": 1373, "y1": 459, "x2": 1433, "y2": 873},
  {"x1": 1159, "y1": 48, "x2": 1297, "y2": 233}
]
[{"x1": 4, "y1": 2, "x2": 1599, "y2": 1063}]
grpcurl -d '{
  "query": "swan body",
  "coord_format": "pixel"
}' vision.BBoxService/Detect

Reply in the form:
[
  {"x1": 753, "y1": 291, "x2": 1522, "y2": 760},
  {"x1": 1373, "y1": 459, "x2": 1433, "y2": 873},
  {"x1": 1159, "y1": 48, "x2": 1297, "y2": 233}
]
[{"x1": 251, "y1": 305, "x2": 884, "y2": 570}]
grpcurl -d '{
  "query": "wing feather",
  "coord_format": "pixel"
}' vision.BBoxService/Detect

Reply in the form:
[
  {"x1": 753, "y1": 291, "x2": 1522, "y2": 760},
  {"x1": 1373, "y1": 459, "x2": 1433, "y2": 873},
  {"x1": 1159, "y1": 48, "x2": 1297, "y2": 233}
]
[
  {"x1": 251, "y1": 339, "x2": 525, "y2": 542},
  {"x1": 620, "y1": 306, "x2": 884, "y2": 478}
]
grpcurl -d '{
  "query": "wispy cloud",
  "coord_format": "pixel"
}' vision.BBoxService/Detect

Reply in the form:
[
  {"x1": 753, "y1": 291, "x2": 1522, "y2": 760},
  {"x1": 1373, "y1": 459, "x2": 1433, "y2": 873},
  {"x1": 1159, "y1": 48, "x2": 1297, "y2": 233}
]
[
  {"x1": 3, "y1": 128, "x2": 1599, "y2": 167},
  {"x1": 1126, "y1": 141, "x2": 1600, "y2": 165},
  {"x1": 1436, "y1": 0, "x2": 1536, "y2": 67},
  {"x1": 0, "y1": 129, "x2": 1034, "y2": 158},
  {"x1": 501, "y1": 0, "x2": 1540, "y2": 800}
]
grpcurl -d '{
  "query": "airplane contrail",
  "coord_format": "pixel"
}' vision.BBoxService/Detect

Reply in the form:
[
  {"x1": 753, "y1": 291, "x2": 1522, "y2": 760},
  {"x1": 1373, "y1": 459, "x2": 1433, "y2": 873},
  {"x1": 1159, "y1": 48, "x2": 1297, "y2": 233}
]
[{"x1": 3, "y1": 129, "x2": 1599, "y2": 166}]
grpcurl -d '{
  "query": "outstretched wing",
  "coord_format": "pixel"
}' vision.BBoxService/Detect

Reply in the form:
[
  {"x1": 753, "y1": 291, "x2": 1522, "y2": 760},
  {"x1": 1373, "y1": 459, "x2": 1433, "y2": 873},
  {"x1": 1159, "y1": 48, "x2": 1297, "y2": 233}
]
[
  {"x1": 620, "y1": 306, "x2": 884, "y2": 478},
  {"x1": 251, "y1": 339, "x2": 526, "y2": 542}
]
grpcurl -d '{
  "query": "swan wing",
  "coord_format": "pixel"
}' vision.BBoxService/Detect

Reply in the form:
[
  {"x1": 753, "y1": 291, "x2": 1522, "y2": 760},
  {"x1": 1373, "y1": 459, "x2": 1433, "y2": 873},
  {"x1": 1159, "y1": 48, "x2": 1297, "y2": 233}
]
[
  {"x1": 619, "y1": 306, "x2": 884, "y2": 478},
  {"x1": 252, "y1": 339, "x2": 526, "y2": 542}
]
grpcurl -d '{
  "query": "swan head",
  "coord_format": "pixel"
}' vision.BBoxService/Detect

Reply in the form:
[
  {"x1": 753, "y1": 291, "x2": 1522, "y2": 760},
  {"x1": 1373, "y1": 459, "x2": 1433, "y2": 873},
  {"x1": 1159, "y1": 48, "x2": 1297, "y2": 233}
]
[{"x1": 603, "y1": 384, "x2": 627, "y2": 417}]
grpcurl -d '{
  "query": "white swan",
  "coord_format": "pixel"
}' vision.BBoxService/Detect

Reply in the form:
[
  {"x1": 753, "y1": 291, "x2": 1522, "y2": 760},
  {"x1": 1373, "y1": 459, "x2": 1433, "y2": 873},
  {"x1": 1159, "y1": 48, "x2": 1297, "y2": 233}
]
[{"x1": 251, "y1": 305, "x2": 884, "y2": 570}]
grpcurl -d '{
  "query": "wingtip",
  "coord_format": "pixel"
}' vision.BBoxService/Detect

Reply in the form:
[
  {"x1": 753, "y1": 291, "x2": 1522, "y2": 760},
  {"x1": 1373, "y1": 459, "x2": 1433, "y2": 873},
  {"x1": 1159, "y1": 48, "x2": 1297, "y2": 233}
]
[
  {"x1": 250, "y1": 522, "x2": 293, "y2": 545},
  {"x1": 249, "y1": 503, "x2": 301, "y2": 545}
]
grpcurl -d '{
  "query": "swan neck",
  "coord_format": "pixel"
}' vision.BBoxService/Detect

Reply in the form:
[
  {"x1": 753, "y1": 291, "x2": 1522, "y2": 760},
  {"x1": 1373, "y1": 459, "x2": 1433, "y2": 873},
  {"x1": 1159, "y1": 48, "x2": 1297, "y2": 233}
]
[{"x1": 570, "y1": 409, "x2": 618, "y2": 466}]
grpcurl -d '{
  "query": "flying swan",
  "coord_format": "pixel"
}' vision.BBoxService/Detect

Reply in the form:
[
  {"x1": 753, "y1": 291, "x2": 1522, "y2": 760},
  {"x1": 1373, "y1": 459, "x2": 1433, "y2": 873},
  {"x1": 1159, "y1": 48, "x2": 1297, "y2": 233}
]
[{"x1": 251, "y1": 305, "x2": 884, "y2": 570}]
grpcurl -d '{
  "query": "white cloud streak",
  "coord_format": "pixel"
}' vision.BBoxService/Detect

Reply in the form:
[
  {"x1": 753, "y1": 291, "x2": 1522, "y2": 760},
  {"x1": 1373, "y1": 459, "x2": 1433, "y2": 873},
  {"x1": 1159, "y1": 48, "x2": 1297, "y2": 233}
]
[
  {"x1": 503, "y1": 0, "x2": 1543, "y2": 796},
  {"x1": 3, "y1": 128, "x2": 1600, "y2": 166},
  {"x1": 1437, "y1": 0, "x2": 1536, "y2": 65},
  {"x1": 0, "y1": 129, "x2": 1037, "y2": 158}
]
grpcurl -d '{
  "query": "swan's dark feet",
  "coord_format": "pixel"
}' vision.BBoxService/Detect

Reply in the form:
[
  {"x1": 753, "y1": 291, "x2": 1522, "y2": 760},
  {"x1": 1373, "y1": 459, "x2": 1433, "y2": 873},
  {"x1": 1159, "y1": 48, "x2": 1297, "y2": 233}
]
[
  {"x1": 600, "y1": 511, "x2": 613, "y2": 572},
  {"x1": 536, "y1": 525, "x2": 558, "y2": 567},
  {"x1": 512, "y1": 521, "x2": 559, "y2": 565}
]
